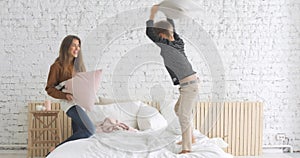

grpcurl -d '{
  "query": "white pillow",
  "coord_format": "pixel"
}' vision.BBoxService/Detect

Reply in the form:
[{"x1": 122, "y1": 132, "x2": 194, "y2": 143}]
[
  {"x1": 160, "y1": 99, "x2": 181, "y2": 134},
  {"x1": 88, "y1": 101, "x2": 143, "y2": 129},
  {"x1": 63, "y1": 69, "x2": 102, "y2": 111},
  {"x1": 97, "y1": 97, "x2": 131, "y2": 105},
  {"x1": 137, "y1": 105, "x2": 167, "y2": 131},
  {"x1": 158, "y1": 0, "x2": 199, "y2": 19},
  {"x1": 160, "y1": 99, "x2": 178, "y2": 124}
]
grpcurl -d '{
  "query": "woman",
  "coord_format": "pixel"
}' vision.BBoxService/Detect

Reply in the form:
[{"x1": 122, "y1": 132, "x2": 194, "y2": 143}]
[{"x1": 45, "y1": 35, "x2": 95, "y2": 154}]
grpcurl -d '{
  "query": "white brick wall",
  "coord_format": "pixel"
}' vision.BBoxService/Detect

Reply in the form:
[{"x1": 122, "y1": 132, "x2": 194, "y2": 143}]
[{"x1": 0, "y1": 0, "x2": 299, "y2": 151}]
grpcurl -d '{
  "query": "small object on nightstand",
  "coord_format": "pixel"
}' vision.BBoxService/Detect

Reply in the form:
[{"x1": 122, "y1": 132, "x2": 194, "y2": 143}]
[
  {"x1": 44, "y1": 100, "x2": 51, "y2": 111},
  {"x1": 36, "y1": 105, "x2": 44, "y2": 111}
]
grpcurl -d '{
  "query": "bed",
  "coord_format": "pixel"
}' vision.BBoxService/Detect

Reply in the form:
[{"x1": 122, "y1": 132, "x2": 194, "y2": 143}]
[{"x1": 46, "y1": 100, "x2": 233, "y2": 158}]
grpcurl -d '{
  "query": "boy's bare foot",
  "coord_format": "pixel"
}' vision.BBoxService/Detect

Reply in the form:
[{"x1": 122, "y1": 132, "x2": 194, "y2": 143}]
[
  {"x1": 179, "y1": 150, "x2": 191, "y2": 154},
  {"x1": 176, "y1": 136, "x2": 196, "y2": 145}
]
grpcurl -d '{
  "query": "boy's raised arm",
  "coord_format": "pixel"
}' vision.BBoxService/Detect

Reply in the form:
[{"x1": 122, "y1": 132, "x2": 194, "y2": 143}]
[
  {"x1": 166, "y1": 18, "x2": 180, "y2": 40},
  {"x1": 146, "y1": 20, "x2": 158, "y2": 42},
  {"x1": 149, "y1": 5, "x2": 159, "y2": 20},
  {"x1": 146, "y1": 5, "x2": 164, "y2": 43},
  {"x1": 166, "y1": 18, "x2": 175, "y2": 30}
]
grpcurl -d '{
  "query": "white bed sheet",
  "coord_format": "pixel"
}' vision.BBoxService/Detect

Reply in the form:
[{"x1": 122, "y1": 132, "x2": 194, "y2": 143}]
[{"x1": 47, "y1": 129, "x2": 233, "y2": 158}]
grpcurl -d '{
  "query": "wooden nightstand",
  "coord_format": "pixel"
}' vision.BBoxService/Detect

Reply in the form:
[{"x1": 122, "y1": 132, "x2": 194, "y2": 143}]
[{"x1": 27, "y1": 108, "x2": 62, "y2": 158}]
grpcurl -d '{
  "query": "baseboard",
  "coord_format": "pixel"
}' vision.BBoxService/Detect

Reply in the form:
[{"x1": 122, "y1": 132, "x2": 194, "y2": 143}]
[
  {"x1": 0, "y1": 149, "x2": 27, "y2": 154},
  {"x1": 0, "y1": 144, "x2": 27, "y2": 151}
]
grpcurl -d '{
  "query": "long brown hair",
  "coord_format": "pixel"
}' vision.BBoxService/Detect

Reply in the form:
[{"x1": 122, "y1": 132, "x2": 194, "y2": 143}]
[{"x1": 56, "y1": 35, "x2": 86, "y2": 75}]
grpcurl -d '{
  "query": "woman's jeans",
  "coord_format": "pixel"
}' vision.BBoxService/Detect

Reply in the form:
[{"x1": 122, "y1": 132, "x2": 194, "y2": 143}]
[{"x1": 57, "y1": 105, "x2": 95, "y2": 147}]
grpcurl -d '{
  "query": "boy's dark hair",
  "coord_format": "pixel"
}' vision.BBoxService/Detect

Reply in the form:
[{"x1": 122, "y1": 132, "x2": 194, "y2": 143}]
[{"x1": 154, "y1": 20, "x2": 173, "y2": 37}]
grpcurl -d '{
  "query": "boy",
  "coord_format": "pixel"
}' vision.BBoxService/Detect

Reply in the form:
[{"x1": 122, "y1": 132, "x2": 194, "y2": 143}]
[{"x1": 146, "y1": 5, "x2": 199, "y2": 154}]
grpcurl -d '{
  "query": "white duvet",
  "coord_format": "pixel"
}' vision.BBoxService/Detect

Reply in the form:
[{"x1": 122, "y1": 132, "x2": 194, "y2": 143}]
[{"x1": 47, "y1": 128, "x2": 233, "y2": 158}]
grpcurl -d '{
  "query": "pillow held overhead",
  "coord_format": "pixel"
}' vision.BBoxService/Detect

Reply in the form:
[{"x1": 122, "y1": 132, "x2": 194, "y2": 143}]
[{"x1": 158, "y1": 0, "x2": 199, "y2": 19}]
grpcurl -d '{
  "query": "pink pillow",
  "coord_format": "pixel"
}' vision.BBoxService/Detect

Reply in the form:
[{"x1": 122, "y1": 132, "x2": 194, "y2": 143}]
[{"x1": 64, "y1": 69, "x2": 102, "y2": 111}]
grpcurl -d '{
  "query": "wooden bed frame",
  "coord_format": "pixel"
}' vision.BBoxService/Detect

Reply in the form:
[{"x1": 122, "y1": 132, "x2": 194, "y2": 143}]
[{"x1": 27, "y1": 101, "x2": 262, "y2": 157}]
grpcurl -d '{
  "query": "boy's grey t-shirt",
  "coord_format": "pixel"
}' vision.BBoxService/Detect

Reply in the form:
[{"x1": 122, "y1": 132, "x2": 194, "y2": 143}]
[{"x1": 146, "y1": 19, "x2": 196, "y2": 85}]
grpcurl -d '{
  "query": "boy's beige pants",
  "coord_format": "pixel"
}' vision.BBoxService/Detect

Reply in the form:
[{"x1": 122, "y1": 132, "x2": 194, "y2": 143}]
[{"x1": 174, "y1": 82, "x2": 199, "y2": 151}]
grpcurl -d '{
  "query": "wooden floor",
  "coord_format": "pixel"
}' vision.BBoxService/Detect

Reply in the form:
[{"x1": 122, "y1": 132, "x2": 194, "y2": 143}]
[{"x1": 0, "y1": 150, "x2": 299, "y2": 158}]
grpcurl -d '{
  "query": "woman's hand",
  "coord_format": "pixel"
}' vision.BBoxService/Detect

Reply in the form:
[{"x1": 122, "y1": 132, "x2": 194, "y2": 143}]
[
  {"x1": 150, "y1": 5, "x2": 159, "y2": 20},
  {"x1": 65, "y1": 93, "x2": 73, "y2": 101}
]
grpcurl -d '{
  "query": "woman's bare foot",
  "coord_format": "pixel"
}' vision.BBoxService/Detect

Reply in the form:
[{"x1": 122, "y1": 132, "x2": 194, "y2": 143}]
[
  {"x1": 179, "y1": 150, "x2": 191, "y2": 154},
  {"x1": 176, "y1": 136, "x2": 196, "y2": 145},
  {"x1": 50, "y1": 146, "x2": 55, "y2": 152},
  {"x1": 45, "y1": 147, "x2": 55, "y2": 157}
]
